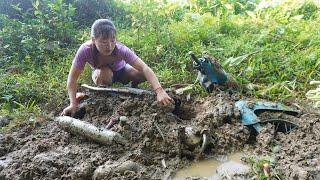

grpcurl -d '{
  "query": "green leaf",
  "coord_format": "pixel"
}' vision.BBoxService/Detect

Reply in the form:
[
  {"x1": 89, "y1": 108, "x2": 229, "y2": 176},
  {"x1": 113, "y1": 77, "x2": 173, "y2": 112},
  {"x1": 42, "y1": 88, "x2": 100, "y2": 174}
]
[
  {"x1": 1, "y1": 94, "x2": 13, "y2": 102},
  {"x1": 11, "y1": 4, "x2": 22, "y2": 12},
  {"x1": 32, "y1": 0, "x2": 40, "y2": 10},
  {"x1": 224, "y1": 54, "x2": 250, "y2": 67},
  {"x1": 291, "y1": 15, "x2": 304, "y2": 21},
  {"x1": 246, "y1": 11, "x2": 256, "y2": 18}
]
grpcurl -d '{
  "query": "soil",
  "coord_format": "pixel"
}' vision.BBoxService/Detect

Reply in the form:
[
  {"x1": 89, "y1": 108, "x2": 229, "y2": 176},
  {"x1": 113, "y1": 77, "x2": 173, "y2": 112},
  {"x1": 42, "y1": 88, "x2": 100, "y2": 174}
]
[{"x1": 0, "y1": 88, "x2": 319, "y2": 179}]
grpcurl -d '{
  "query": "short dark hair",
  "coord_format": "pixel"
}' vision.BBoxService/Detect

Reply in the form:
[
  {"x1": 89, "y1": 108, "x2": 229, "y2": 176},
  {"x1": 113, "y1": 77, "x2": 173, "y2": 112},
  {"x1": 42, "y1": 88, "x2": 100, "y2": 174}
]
[{"x1": 91, "y1": 19, "x2": 116, "y2": 39}]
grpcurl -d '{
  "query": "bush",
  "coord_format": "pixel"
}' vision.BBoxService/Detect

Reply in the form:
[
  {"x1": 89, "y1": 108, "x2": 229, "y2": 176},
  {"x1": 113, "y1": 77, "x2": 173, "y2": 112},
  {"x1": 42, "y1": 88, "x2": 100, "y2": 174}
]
[
  {"x1": 66, "y1": 0, "x2": 129, "y2": 28},
  {"x1": 0, "y1": 0, "x2": 78, "y2": 67}
]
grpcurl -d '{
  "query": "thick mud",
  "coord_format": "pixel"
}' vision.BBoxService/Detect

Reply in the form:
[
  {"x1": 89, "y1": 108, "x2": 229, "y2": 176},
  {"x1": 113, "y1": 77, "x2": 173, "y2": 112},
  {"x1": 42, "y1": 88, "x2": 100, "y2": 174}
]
[
  {"x1": 0, "y1": 89, "x2": 319, "y2": 179},
  {"x1": 255, "y1": 113, "x2": 320, "y2": 179}
]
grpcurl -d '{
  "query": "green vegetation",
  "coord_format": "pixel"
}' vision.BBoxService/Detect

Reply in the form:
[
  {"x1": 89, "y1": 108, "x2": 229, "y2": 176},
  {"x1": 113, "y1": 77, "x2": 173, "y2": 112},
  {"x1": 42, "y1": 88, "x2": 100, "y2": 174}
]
[
  {"x1": 245, "y1": 154, "x2": 279, "y2": 180},
  {"x1": 1, "y1": 0, "x2": 319, "y2": 127}
]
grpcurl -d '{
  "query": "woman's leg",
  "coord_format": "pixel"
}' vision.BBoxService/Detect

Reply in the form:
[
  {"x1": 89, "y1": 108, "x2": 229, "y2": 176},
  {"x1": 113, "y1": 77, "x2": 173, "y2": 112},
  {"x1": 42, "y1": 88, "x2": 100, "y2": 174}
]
[
  {"x1": 119, "y1": 64, "x2": 146, "y2": 87},
  {"x1": 92, "y1": 67, "x2": 113, "y2": 86}
]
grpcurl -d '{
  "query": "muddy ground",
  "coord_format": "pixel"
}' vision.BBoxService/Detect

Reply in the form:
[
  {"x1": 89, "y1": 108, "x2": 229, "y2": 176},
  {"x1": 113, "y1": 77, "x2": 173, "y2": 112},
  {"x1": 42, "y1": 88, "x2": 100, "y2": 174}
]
[{"x1": 0, "y1": 88, "x2": 319, "y2": 179}]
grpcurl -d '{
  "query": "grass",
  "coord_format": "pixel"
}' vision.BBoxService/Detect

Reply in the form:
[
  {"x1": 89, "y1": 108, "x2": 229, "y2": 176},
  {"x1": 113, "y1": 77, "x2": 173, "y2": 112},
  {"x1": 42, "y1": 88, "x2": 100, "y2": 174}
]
[{"x1": 1, "y1": 0, "x2": 320, "y2": 130}]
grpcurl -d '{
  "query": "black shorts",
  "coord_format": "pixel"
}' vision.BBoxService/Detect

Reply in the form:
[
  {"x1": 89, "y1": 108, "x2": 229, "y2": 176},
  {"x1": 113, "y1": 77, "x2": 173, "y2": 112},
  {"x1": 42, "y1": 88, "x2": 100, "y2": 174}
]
[{"x1": 112, "y1": 64, "x2": 127, "y2": 83}]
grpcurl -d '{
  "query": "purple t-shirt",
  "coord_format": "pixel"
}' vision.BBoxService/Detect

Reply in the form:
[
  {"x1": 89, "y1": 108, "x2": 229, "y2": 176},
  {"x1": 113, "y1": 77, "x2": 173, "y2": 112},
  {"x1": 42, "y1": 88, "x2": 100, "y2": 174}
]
[{"x1": 72, "y1": 41, "x2": 138, "y2": 72}]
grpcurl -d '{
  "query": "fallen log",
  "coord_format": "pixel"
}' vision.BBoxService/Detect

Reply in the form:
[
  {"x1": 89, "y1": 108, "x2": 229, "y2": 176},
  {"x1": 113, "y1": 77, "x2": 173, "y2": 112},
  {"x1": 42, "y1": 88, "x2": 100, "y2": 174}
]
[{"x1": 54, "y1": 116, "x2": 127, "y2": 145}]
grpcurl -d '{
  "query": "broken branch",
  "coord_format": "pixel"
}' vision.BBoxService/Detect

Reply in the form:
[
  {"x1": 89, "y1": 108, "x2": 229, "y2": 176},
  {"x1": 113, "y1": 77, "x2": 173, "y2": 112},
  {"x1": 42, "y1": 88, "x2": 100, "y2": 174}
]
[
  {"x1": 81, "y1": 84, "x2": 153, "y2": 95},
  {"x1": 154, "y1": 121, "x2": 166, "y2": 142}
]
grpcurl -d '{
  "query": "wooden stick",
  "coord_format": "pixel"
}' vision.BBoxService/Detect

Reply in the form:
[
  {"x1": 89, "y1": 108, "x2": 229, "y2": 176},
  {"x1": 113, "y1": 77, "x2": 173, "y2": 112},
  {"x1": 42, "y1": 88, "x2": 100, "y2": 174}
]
[
  {"x1": 81, "y1": 84, "x2": 153, "y2": 95},
  {"x1": 154, "y1": 121, "x2": 166, "y2": 142},
  {"x1": 161, "y1": 159, "x2": 167, "y2": 169}
]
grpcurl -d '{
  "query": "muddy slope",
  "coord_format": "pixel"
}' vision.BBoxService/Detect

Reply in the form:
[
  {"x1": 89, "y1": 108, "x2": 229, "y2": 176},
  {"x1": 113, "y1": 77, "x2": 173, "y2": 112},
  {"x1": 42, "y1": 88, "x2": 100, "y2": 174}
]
[
  {"x1": 255, "y1": 113, "x2": 320, "y2": 179},
  {"x1": 0, "y1": 90, "x2": 319, "y2": 179}
]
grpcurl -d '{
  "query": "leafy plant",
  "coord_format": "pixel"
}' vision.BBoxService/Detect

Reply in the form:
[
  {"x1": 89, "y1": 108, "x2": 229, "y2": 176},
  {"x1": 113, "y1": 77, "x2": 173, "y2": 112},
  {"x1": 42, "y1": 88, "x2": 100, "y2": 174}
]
[
  {"x1": 0, "y1": 0, "x2": 78, "y2": 67},
  {"x1": 244, "y1": 155, "x2": 281, "y2": 180},
  {"x1": 1, "y1": 0, "x2": 320, "y2": 131}
]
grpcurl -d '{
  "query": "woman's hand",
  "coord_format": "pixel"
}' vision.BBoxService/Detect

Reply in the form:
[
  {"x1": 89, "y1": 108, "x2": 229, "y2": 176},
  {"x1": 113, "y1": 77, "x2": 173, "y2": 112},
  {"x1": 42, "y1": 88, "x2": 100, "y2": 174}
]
[
  {"x1": 155, "y1": 87, "x2": 174, "y2": 106},
  {"x1": 61, "y1": 104, "x2": 78, "y2": 116},
  {"x1": 60, "y1": 92, "x2": 85, "y2": 116}
]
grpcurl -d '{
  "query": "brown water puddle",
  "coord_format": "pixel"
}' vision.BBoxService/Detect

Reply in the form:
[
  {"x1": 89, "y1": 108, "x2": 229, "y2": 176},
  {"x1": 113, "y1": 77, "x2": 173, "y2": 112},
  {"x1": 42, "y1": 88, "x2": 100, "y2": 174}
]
[{"x1": 173, "y1": 152, "x2": 249, "y2": 179}]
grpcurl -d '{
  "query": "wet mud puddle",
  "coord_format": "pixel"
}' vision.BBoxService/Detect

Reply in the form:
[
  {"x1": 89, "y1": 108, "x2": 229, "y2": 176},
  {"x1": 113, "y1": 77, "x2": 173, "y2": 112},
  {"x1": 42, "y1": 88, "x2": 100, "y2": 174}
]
[{"x1": 173, "y1": 152, "x2": 249, "y2": 179}]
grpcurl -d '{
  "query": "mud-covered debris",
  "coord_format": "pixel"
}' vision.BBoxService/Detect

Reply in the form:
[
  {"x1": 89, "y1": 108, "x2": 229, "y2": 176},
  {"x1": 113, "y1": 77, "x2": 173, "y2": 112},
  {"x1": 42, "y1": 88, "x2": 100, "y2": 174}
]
[
  {"x1": 185, "y1": 126, "x2": 201, "y2": 146},
  {"x1": 1, "y1": 90, "x2": 319, "y2": 180},
  {"x1": 265, "y1": 114, "x2": 320, "y2": 179},
  {"x1": 0, "y1": 116, "x2": 11, "y2": 128},
  {"x1": 0, "y1": 155, "x2": 13, "y2": 171},
  {"x1": 215, "y1": 161, "x2": 250, "y2": 177},
  {"x1": 29, "y1": 148, "x2": 73, "y2": 179},
  {"x1": 93, "y1": 160, "x2": 142, "y2": 180},
  {"x1": 0, "y1": 135, "x2": 15, "y2": 157},
  {"x1": 256, "y1": 123, "x2": 275, "y2": 153},
  {"x1": 214, "y1": 123, "x2": 251, "y2": 154},
  {"x1": 67, "y1": 162, "x2": 94, "y2": 180}
]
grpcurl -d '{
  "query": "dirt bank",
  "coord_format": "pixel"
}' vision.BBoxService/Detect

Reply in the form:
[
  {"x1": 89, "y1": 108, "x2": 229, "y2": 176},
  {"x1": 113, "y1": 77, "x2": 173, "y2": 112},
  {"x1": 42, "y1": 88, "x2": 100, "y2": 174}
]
[
  {"x1": 255, "y1": 112, "x2": 320, "y2": 179},
  {"x1": 0, "y1": 89, "x2": 319, "y2": 179}
]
